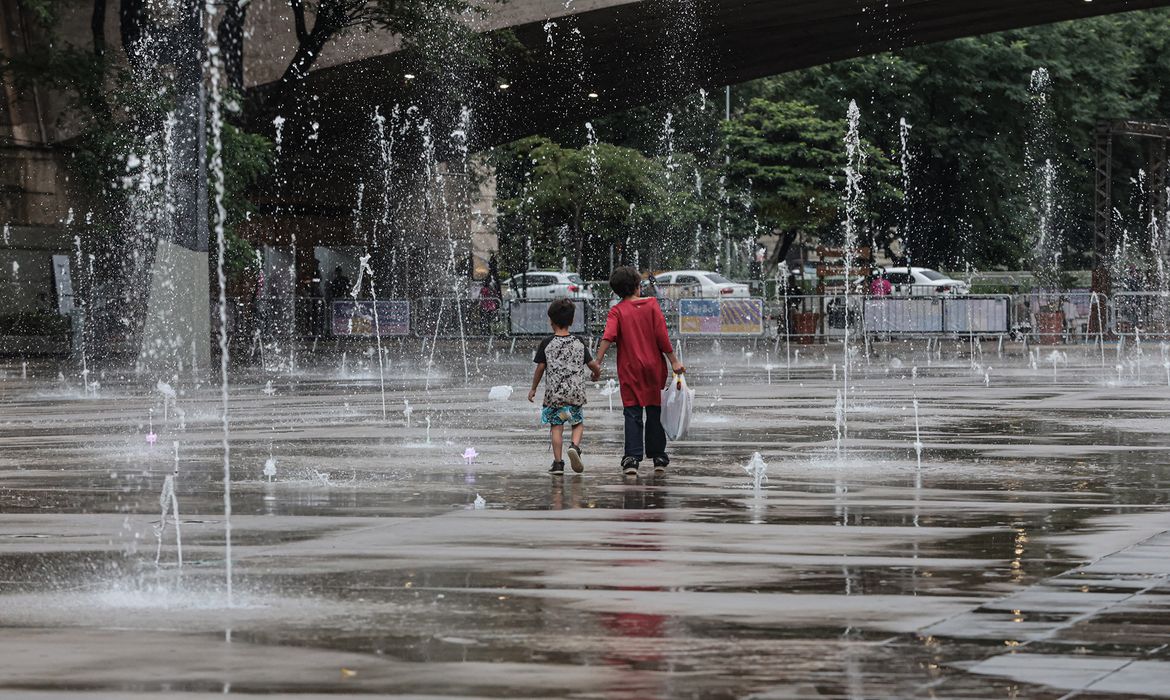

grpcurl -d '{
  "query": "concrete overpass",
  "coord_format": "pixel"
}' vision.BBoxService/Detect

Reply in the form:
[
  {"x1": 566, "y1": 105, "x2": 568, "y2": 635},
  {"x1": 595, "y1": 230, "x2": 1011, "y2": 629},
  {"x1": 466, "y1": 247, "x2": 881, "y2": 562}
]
[{"x1": 247, "y1": 0, "x2": 1170, "y2": 155}]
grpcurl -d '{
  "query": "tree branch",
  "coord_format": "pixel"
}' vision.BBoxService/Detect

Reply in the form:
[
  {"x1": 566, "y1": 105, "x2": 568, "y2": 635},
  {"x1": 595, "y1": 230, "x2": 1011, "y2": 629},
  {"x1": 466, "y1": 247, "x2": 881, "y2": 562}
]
[
  {"x1": 288, "y1": 0, "x2": 309, "y2": 44},
  {"x1": 91, "y1": 0, "x2": 106, "y2": 58},
  {"x1": 119, "y1": 0, "x2": 147, "y2": 70},
  {"x1": 278, "y1": 0, "x2": 354, "y2": 87},
  {"x1": 218, "y1": 0, "x2": 249, "y2": 93}
]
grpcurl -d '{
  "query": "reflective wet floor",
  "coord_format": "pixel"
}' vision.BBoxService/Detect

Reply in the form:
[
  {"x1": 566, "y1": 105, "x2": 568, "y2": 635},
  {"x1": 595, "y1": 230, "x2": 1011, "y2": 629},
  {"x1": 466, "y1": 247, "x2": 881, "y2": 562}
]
[{"x1": 0, "y1": 343, "x2": 1168, "y2": 698}]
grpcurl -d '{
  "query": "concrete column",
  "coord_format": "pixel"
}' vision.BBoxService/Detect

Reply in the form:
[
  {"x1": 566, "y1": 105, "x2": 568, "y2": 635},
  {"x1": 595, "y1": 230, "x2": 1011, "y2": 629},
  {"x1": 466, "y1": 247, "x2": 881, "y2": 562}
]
[
  {"x1": 138, "y1": 239, "x2": 212, "y2": 378},
  {"x1": 138, "y1": 0, "x2": 212, "y2": 380}
]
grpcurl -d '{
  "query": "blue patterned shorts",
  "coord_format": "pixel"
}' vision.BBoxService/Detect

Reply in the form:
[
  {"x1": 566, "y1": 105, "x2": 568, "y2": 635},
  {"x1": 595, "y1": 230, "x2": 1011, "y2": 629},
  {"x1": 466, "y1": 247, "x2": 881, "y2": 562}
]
[{"x1": 541, "y1": 405, "x2": 584, "y2": 426}]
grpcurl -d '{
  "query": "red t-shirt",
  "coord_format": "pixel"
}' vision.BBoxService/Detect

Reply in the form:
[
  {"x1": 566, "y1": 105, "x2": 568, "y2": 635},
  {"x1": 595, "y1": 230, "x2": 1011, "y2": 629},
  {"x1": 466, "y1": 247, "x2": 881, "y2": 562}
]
[{"x1": 603, "y1": 297, "x2": 674, "y2": 407}]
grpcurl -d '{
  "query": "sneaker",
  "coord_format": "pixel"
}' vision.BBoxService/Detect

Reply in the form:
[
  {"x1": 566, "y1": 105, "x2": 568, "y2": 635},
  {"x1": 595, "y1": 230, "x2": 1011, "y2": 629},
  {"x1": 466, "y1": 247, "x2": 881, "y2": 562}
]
[
  {"x1": 548, "y1": 460, "x2": 565, "y2": 475},
  {"x1": 621, "y1": 456, "x2": 640, "y2": 476},
  {"x1": 652, "y1": 456, "x2": 670, "y2": 474},
  {"x1": 567, "y1": 443, "x2": 585, "y2": 473}
]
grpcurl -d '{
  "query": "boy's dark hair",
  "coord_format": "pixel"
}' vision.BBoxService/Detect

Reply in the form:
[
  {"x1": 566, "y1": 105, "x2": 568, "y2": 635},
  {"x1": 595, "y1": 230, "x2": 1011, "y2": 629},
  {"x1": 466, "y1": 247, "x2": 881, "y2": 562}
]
[
  {"x1": 609, "y1": 266, "x2": 641, "y2": 298},
  {"x1": 547, "y1": 298, "x2": 576, "y2": 328}
]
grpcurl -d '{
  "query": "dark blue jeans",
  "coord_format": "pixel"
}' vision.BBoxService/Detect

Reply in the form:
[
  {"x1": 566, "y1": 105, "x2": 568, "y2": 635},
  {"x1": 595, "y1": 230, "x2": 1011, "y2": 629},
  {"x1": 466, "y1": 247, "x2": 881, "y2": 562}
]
[{"x1": 623, "y1": 405, "x2": 667, "y2": 462}]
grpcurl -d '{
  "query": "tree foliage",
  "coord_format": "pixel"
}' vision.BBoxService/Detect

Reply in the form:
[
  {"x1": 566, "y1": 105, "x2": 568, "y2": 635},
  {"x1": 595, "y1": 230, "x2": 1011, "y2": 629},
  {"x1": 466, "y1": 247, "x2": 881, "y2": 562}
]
[
  {"x1": 723, "y1": 97, "x2": 900, "y2": 245},
  {"x1": 759, "y1": 10, "x2": 1170, "y2": 269},
  {"x1": 497, "y1": 10, "x2": 1170, "y2": 275},
  {"x1": 493, "y1": 136, "x2": 738, "y2": 277},
  {"x1": 221, "y1": 122, "x2": 275, "y2": 273},
  {"x1": 496, "y1": 137, "x2": 657, "y2": 277}
]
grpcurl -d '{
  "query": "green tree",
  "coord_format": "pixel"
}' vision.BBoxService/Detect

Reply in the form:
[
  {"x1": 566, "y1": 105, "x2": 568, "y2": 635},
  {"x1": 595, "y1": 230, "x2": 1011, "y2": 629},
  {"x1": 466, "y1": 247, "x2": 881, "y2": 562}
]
[
  {"x1": 495, "y1": 137, "x2": 664, "y2": 277},
  {"x1": 759, "y1": 10, "x2": 1170, "y2": 270},
  {"x1": 724, "y1": 99, "x2": 845, "y2": 234},
  {"x1": 221, "y1": 123, "x2": 275, "y2": 274},
  {"x1": 724, "y1": 97, "x2": 901, "y2": 261}
]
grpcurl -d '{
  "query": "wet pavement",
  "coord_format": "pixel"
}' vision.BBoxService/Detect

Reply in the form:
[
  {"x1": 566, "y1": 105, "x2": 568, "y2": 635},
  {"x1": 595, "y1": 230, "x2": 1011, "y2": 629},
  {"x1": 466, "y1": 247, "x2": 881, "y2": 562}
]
[{"x1": 0, "y1": 341, "x2": 1168, "y2": 698}]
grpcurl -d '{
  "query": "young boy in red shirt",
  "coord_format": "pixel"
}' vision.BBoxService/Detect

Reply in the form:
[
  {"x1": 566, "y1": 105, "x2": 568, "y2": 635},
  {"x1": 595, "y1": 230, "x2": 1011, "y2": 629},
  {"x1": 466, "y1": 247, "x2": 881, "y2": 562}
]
[{"x1": 595, "y1": 266, "x2": 686, "y2": 476}]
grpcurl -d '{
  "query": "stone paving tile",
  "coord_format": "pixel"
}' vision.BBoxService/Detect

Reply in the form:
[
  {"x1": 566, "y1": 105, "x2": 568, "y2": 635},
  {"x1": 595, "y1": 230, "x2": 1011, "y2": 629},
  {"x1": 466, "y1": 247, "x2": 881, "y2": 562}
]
[
  {"x1": 964, "y1": 653, "x2": 1132, "y2": 688},
  {"x1": 1, "y1": 358, "x2": 1169, "y2": 697}
]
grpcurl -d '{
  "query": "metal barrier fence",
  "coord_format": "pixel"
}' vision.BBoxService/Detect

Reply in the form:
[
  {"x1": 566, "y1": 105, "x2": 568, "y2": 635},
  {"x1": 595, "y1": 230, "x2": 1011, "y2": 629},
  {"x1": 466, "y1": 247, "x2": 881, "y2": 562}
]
[
  {"x1": 863, "y1": 296, "x2": 1011, "y2": 335},
  {"x1": 654, "y1": 283, "x2": 703, "y2": 302},
  {"x1": 583, "y1": 297, "x2": 680, "y2": 334},
  {"x1": 413, "y1": 297, "x2": 504, "y2": 339},
  {"x1": 767, "y1": 293, "x2": 1111, "y2": 345},
  {"x1": 769, "y1": 295, "x2": 861, "y2": 343},
  {"x1": 1018, "y1": 291, "x2": 1110, "y2": 344},
  {"x1": 509, "y1": 299, "x2": 587, "y2": 335},
  {"x1": 1110, "y1": 291, "x2": 1170, "y2": 339},
  {"x1": 201, "y1": 292, "x2": 1161, "y2": 347}
]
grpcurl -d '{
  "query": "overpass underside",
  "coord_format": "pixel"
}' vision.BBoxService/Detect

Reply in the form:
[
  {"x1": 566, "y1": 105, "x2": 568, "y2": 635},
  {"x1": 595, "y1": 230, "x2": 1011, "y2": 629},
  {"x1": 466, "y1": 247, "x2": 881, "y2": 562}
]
[
  {"x1": 256, "y1": 0, "x2": 1170, "y2": 160},
  {"x1": 244, "y1": 0, "x2": 1170, "y2": 255}
]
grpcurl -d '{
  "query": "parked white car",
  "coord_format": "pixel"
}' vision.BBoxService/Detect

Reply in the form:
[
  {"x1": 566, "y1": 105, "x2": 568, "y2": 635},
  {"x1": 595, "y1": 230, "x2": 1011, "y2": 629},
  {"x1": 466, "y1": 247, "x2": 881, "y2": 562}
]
[
  {"x1": 873, "y1": 267, "x2": 970, "y2": 296},
  {"x1": 655, "y1": 270, "x2": 750, "y2": 298},
  {"x1": 503, "y1": 271, "x2": 594, "y2": 301}
]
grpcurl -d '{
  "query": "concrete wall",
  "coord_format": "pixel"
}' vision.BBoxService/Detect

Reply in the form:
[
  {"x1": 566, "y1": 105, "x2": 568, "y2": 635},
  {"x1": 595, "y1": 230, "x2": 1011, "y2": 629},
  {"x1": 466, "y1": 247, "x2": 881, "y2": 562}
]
[
  {"x1": 1, "y1": 0, "x2": 75, "y2": 315},
  {"x1": 0, "y1": 223, "x2": 72, "y2": 314},
  {"x1": 0, "y1": 145, "x2": 72, "y2": 315}
]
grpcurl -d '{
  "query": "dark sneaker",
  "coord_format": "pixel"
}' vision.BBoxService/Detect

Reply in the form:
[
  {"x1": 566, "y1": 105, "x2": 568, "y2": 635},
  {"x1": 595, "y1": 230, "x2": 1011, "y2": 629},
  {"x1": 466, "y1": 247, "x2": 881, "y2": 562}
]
[
  {"x1": 652, "y1": 456, "x2": 670, "y2": 473},
  {"x1": 549, "y1": 460, "x2": 565, "y2": 475},
  {"x1": 621, "y1": 456, "x2": 640, "y2": 476},
  {"x1": 567, "y1": 443, "x2": 584, "y2": 473}
]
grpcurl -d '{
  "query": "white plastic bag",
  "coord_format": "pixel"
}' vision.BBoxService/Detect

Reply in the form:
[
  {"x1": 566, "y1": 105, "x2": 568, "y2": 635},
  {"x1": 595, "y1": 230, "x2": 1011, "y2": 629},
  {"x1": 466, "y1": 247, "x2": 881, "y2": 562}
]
[
  {"x1": 660, "y1": 372, "x2": 694, "y2": 441},
  {"x1": 487, "y1": 385, "x2": 513, "y2": 402}
]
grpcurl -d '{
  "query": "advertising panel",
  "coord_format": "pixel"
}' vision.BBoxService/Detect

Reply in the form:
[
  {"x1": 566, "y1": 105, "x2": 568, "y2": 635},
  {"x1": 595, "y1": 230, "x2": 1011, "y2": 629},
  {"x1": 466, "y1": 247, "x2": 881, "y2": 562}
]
[
  {"x1": 331, "y1": 300, "x2": 411, "y2": 336},
  {"x1": 679, "y1": 298, "x2": 764, "y2": 336}
]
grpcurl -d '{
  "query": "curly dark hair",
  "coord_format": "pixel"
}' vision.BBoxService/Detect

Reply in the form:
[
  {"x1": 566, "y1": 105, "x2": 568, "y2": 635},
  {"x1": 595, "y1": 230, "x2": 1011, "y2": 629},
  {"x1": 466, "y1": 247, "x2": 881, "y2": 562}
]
[
  {"x1": 547, "y1": 298, "x2": 576, "y2": 328},
  {"x1": 609, "y1": 266, "x2": 641, "y2": 298}
]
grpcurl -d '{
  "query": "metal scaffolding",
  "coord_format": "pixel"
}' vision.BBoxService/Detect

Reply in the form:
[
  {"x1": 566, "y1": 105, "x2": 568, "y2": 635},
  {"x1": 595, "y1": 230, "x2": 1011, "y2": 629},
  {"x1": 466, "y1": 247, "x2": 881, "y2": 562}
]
[{"x1": 1093, "y1": 119, "x2": 1170, "y2": 294}]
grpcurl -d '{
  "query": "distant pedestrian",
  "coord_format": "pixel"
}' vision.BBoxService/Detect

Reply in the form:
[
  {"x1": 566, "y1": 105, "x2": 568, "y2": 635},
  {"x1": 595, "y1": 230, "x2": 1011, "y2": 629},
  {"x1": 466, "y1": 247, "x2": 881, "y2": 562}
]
[
  {"x1": 784, "y1": 273, "x2": 804, "y2": 336},
  {"x1": 870, "y1": 271, "x2": 893, "y2": 297},
  {"x1": 528, "y1": 299, "x2": 602, "y2": 475},
  {"x1": 329, "y1": 266, "x2": 351, "y2": 300},
  {"x1": 309, "y1": 261, "x2": 325, "y2": 299},
  {"x1": 595, "y1": 266, "x2": 687, "y2": 476},
  {"x1": 784, "y1": 273, "x2": 803, "y2": 308},
  {"x1": 750, "y1": 246, "x2": 766, "y2": 280},
  {"x1": 306, "y1": 262, "x2": 325, "y2": 336},
  {"x1": 478, "y1": 279, "x2": 500, "y2": 334},
  {"x1": 488, "y1": 253, "x2": 502, "y2": 297},
  {"x1": 643, "y1": 273, "x2": 660, "y2": 299}
]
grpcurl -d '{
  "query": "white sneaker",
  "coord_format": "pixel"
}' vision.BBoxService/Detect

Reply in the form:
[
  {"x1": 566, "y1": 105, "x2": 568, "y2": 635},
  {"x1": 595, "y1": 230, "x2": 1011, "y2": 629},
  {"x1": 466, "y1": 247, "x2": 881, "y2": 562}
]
[{"x1": 567, "y1": 443, "x2": 584, "y2": 473}]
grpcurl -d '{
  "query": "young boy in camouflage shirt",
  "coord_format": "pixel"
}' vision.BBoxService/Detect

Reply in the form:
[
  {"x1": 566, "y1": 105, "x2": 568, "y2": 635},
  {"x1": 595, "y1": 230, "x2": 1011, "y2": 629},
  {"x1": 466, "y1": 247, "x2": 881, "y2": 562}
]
[{"x1": 528, "y1": 299, "x2": 602, "y2": 475}]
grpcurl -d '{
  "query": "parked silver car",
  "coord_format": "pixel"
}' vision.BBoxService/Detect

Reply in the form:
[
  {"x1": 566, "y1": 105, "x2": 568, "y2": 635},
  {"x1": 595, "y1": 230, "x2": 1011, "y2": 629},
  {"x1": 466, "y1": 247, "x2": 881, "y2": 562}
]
[
  {"x1": 655, "y1": 270, "x2": 750, "y2": 298},
  {"x1": 873, "y1": 267, "x2": 970, "y2": 296},
  {"x1": 503, "y1": 271, "x2": 594, "y2": 301}
]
